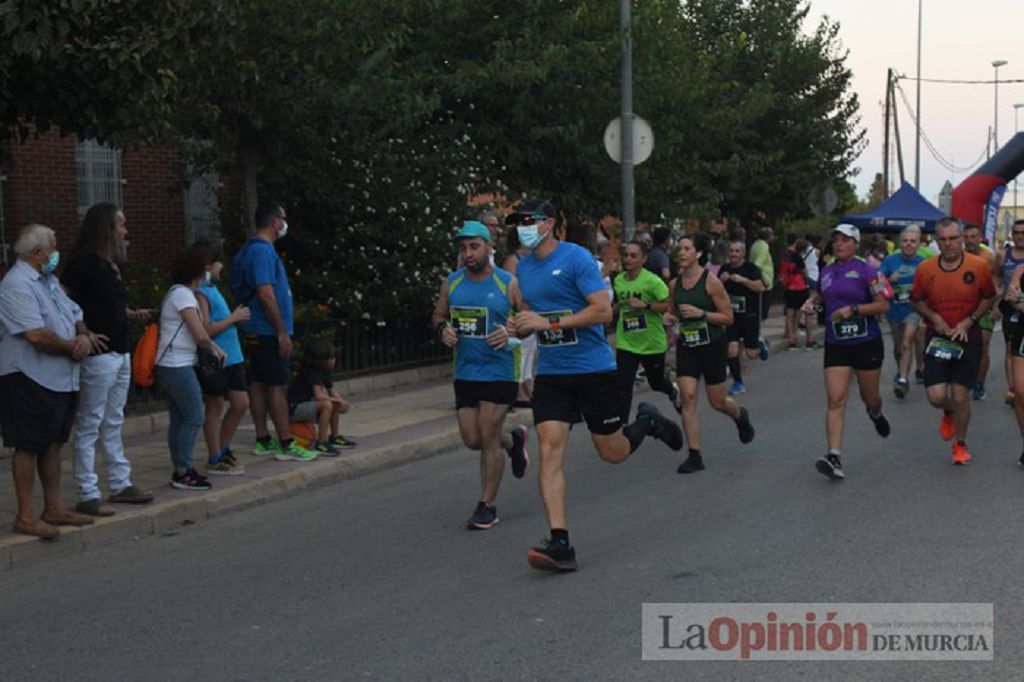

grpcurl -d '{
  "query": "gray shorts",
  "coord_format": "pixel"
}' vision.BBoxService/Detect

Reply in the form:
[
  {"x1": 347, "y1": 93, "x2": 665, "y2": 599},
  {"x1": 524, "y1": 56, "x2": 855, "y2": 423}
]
[
  {"x1": 888, "y1": 315, "x2": 921, "y2": 343},
  {"x1": 291, "y1": 401, "x2": 320, "y2": 422}
]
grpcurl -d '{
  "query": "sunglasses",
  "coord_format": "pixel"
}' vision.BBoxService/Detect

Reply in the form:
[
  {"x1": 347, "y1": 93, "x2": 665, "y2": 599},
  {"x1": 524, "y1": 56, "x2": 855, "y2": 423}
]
[{"x1": 505, "y1": 212, "x2": 549, "y2": 227}]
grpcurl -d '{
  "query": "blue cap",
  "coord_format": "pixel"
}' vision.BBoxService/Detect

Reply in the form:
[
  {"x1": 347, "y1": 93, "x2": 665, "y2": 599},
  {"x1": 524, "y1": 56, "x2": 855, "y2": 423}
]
[{"x1": 453, "y1": 220, "x2": 492, "y2": 242}]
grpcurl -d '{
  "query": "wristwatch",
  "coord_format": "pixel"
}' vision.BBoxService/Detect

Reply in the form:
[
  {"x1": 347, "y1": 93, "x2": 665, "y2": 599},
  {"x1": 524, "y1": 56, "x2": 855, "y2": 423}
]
[
  {"x1": 644, "y1": 301, "x2": 651, "y2": 310},
  {"x1": 969, "y1": 312, "x2": 980, "y2": 323}
]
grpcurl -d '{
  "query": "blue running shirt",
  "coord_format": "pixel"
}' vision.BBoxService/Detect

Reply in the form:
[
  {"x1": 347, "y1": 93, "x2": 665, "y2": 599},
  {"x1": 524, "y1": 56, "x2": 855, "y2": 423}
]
[
  {"x1": 516, "y1": 242, "x2": 616, "y2": 375},
  {"x1": 446, "y1": 267, "x2": 517, "y2": 382},
  {"x1": 879, "y1": 252, "x2": 924, "y2": 322}
]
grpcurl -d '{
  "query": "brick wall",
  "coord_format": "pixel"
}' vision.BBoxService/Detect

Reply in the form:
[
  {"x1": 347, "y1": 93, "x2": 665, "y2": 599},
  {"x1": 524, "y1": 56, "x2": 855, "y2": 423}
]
[
  {"x1": 122, "y1": 144, "x2": 184, "y2": 267},
  {"x1": 1, "y1": 129, "x2": 189, "y2": 270}
]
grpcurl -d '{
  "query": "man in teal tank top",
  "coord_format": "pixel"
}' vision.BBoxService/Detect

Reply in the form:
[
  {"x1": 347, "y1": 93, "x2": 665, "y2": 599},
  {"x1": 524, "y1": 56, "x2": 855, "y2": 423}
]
[
  {"x1": 431, "y1": 221, "x2": 530, "y2": 531},
  {"x1": 613, "y1": 240, "x2": 680, "y2": 422}
]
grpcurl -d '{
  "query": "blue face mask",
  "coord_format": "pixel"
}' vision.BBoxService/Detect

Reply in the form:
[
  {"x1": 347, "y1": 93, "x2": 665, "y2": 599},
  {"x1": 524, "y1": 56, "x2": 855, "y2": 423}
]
[
  {"x1": 41, "y1": 250, "x2": 60, "y2": 275},
  {"x1": 517, "y1": 225, "x2": 544, "y2": 250}
]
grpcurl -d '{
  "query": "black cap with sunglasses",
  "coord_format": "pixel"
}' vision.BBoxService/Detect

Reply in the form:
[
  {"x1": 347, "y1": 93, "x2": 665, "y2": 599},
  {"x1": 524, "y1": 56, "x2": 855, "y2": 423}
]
[{"x1": 505, "y1": 198, "x2": 556, "y2": 226}]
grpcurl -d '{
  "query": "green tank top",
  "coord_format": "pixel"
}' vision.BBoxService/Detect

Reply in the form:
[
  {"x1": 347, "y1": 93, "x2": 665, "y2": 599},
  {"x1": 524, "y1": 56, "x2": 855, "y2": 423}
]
[{"x1": 673, "y1": 269, "x2": 724, "y2": 346}]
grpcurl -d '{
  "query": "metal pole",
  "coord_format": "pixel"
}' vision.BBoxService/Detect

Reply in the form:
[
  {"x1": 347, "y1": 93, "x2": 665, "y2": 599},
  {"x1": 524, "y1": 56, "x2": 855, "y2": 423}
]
[
  {"x1": 883, "y1": 69, "x2": 892, "y2": 198},
  {"x1": 914, "y1": 0, "x2": 922, "y2": 188},
  {"x1": 993, "y1": 60, "x2": 1008, "y2": 151},
  {"x1": 893, "y1": 85, "x2": 906, "y2": 185},
  {"x1": 620, "y1": 0, "x2": 635, "y2": 242}
]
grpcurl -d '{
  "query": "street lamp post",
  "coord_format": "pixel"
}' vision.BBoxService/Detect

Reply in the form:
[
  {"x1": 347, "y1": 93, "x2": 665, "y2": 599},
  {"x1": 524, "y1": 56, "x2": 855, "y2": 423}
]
[
  {"x1": 992, "y1": 60, "x2": 1008, "y2": 151},
  {"x1": 914, "y1": 0, "x2": 922, "y2": 189}
]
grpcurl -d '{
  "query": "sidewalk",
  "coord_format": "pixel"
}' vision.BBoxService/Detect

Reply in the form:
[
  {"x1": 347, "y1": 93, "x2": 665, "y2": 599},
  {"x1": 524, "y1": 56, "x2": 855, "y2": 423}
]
[{"x1": 0, "y1": 313, "x2": 788, "y2": 570}]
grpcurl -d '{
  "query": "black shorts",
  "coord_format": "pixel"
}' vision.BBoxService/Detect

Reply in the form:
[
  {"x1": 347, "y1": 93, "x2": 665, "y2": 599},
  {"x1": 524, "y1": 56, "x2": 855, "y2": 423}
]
[
  {"x1": 676, "y1": 335, "x2": 728, "y2": 385},
  {"x1": 823, "y1": 337, "x2": 884, "y2": 371},
  {"x1": 922, "y1": 331, "x2": 982, "y2": 388},
  {"x1": 726, "y1": 316, "x2": 760, "y2": 347},
  {"x1": 203, "y1": 362, "x2": 249, "y2": 397},
  {"x1": 532, "y1": 371, "x2": 623, "y2": 435},
  {"x1": 0, "y1": 372, "x2": 76, "y2": 456},
  {"x1": 1013, "y1": 319, "x2": 1024, "y2": 358},
  {"x1": 784, "y1": 289, "x2": 810, "y2": 310},
  {"x1": 244, "y1": 334, "x2": 291, "y2": 386},
  {"x1": 1002, "y1": 301, "x2": 1023, "y2": 344},
  {"x1": 453, "y1": 380, "x2": 518, "y2": 409}
]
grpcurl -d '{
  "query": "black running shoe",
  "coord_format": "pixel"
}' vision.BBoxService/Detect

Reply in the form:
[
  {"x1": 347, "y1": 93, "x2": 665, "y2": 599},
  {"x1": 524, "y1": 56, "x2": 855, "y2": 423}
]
[
  {"x1": 676, "y1": 452, "x2": 705, "y2": 474},
  {"x1": 735, "y1": 407, "x2": 755, "y2": 444},
  {"x1": 636, "y1": 401, "x2": 684, "y2": 451},
  {"x1": 466, "y1": 502, "x2": 498, "y2": 530},
  {"x1": 868, "y1": 409, "x2": 891, "y2": 438},
  {"x1": 894, "y1": 378, "x2": 908, "y2": 400},
  {"x1": 527, "y1": 537, "x2": 578, "y2": 572},
  {"x1": 815, "y1": 454, "x2": 844, "y2": 481},
  {"x1": 171, "y1": 469, "x2": 212, "y2": 491},
  {"x1": 507, "y1": 425, "x2": 530, "y2": 479}
]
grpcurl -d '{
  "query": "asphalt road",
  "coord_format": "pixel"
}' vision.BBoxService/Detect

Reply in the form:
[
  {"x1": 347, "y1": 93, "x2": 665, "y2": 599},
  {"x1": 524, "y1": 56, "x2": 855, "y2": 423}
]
[{"x1": 2, "y1": 339, "x2": 1023, "y2": 681}]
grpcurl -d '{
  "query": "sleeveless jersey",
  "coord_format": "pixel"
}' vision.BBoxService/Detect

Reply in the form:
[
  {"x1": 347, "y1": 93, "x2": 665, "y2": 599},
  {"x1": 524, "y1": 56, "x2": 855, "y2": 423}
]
[
  {"x1": 446, "y1": 267, "x2": 517, "y2": 382},
  {"x1": 673, "y1": 269, "x2": 724, "y2": 346}
]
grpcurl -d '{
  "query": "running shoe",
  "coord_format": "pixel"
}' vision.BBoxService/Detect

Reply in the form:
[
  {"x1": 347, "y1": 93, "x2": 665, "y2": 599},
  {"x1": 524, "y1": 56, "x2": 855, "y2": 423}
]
[
  {"x1": 252, "y1": 438, "x2": 280, "y2": 456},
  {"x1": 636, "y1": 401, "x2": 684, "y2": 451},
  {"x1": 507, "y1": 425, "x2": 530, "y2": 479},
  {"x1": 274, "y1": 440, "x2": 318, "y2": 462},
  {"x1": 670, "y1": 383, "x2": 683, "y2": 412},
  {"x1": 939, "y1": 411, "x2": 955, "y2": 441},
  {"x1": 527, "y1": 537, "x2": 578, "y2": 572},
  {"x1": 206, "y1": 457, "x2": 245, "y2": 476},
  {"x1": 972, "y1": 381, "x2": 987, "y2": 401},
  {"x1": 676, "y1": 452, "x2": 705, "y2": 474},
  {"x1": 313, "y1": 441, "x2": 342, "y2": 457},
  {"x1": 867, "y1": 409, "x2": 891, "y2": 438},
  {"x1": 735, "y1": 406, "x2": 755, "y2": 444},
  {"x1": 171, "y1": 469, "x2": 212, "y2": 490},
  {"x1": 915, "y1": 371, "x2": 925, "y2": 386},
  {"x1": 758, "y1": 337, "x2": 770, "y2": 361},
  {"x1": 952, "y1": 442, "x2": 972, "y2": 465},
  {"x1": 1006, "y1": 390, "x2": 1016, "y2": 407},
  {"x1": 815, "y1": 453, "x2": 844, "y2": 481},
  {"x1": 727, "y1": 380, "x2": 746, "y2": 396},
  {"x1": 467, "y1": 502, "x2": 498, "y2": 530},
  {"x1": 894, "y1": 377, "x2": 909, "y2": 400},
  {"x1": 329, "y1": 435, "x2": 358, "y2": 449}
]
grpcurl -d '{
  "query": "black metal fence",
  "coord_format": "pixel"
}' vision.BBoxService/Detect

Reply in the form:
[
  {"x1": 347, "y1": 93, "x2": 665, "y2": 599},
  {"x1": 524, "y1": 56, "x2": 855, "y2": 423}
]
[{"x1": 124, "y1": 315, "x2": 448, "y2": 414}]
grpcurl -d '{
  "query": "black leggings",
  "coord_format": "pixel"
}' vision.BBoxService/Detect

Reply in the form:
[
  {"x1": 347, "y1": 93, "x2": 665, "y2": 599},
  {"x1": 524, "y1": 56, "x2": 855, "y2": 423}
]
[{"x1": 616, "y1": 349, "x2": 675, "y2": 422}]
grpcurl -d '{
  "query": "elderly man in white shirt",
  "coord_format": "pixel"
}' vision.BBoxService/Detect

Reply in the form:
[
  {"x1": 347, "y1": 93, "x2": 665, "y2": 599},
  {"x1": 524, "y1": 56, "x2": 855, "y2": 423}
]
[{"x1": 0, "y1": 224, "x2": 107, "y2": 539}]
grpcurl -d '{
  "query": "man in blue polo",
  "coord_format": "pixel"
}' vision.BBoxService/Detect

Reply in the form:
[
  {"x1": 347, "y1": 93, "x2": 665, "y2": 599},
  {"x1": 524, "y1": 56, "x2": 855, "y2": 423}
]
[
  {"x1": 432, "y1": 220, "x2": 530, "y2": 530},
  {"x1": 507, "y1": 199, "x2": 683, "y2": 572},
  {"x1": 231, "y1": 200, "x2": 316, "y2": 462}
]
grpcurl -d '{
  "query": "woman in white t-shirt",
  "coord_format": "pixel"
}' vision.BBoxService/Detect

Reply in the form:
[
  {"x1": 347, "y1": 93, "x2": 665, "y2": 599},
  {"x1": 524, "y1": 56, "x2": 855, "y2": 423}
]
[{"x1": 154, "y1": 249, "x2": 226, "y2": 491}]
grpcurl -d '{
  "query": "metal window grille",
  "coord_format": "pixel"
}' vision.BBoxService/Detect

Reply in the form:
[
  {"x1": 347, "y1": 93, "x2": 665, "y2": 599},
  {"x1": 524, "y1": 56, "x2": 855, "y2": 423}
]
[
  {"x1": 184, "y1": 170, "x2": 222, "y2": 245},
  {"x1": 75, "y1": 139, "x2": 123, "y2": 219}
]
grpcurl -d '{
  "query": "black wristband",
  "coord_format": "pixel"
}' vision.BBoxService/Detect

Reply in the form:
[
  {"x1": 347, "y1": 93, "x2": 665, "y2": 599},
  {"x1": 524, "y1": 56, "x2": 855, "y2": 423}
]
[{"x1": 435, "y1": 321, "x2": 448, "y2": 337}]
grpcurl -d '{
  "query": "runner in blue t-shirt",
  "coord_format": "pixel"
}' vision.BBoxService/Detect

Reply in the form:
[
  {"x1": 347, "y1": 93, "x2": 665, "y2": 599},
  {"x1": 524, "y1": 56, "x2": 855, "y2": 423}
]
[
  {"x1": 879, "y1": 226, "x2": 926, "y2": 398},
  {"x1": 505, "y1": 199, "x2": 682, "y2": 572},
  {"x1": 431, "y1": 220, "x2": 530, "y2": 531}
]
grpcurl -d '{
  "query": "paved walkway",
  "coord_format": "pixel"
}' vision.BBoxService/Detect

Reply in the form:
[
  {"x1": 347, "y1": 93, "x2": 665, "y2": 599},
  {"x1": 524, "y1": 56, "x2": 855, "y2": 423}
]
[{"x1": 0, "y1": 314, "x2": 788, "y2": 569}]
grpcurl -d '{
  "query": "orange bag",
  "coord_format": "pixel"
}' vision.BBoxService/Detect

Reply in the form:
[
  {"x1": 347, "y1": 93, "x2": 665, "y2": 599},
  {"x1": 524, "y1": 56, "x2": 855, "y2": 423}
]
[
  {"x1": 131, "y1": 323, "x2": 160, "y2": 387},
  {"x1": 290, "y1": 422, "x2": 316, "y2": 448}
]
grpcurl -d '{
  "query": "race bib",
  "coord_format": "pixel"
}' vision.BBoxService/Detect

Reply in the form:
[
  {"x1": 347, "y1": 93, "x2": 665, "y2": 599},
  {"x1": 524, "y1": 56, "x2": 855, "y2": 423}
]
[
  {"x1": 926, "y1": 337, "x2": 964, "y2": 362},
  {"x1": 450, "y1": 306, "x2": 488, "y2": 338},
  {"x1": 678, "y1": 319, "x2": 711, "y2": 347},
  {"x1": 537, "y1": 310, "x2": 578, "y2": 347},
  {"x1": 894, "y1": 285, "x2": 912, "y2": 304},
  {"x1": 832, "y1": 316, "x2": 868, "y2": 341},
  {"x1": 622, "y1": 311, "x2": 648, "y2": 333},
  {"x1": 730, "y1": 295, "x2": 747, "y2": 314}
]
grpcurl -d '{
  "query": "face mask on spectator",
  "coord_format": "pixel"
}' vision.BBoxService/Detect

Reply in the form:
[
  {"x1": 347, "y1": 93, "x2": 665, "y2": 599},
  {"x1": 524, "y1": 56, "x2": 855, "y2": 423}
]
[
  {"x1": 203, "y1": 271, "x2": 212, "y2": 285},
  {"x1": 278, "y1": 220, "x2": 289, "y2": 238},
  {"x1": 42, "y1": 250, "x2": 60, "y2": 275}
]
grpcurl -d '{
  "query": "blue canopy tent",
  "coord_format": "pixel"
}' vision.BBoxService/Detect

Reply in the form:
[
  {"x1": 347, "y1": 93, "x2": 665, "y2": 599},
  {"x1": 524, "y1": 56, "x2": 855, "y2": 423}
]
[{"x1": 839, "y1": 182, "x2": 946, "y2": 234}]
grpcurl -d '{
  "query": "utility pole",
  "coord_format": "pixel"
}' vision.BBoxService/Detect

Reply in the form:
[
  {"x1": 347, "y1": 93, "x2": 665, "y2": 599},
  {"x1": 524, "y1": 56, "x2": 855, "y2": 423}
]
[
  {"x1": 914, "y1": 0, "x2": 922, "y2": 188},
  {"x1": 883, "y1": 69, "x2": 892, "y2": 198}
]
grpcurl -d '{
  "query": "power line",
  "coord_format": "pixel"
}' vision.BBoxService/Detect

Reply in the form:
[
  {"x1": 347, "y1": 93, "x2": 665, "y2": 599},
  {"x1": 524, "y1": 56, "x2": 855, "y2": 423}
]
[
  {"x1": 895, "y1": 74, "x2": 1024, "y2": 85},
  {"x1": 892, "y1": 79, "x2": 988, "y2": 174}
]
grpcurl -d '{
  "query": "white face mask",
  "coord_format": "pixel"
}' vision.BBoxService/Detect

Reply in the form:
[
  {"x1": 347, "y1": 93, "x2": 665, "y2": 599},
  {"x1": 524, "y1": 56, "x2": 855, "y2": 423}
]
[
  {"x1": 278, "y1": 220, "x2": 289, "y2": 238},
  {"x1": 203, "y1": 271, "x2": 212, "y2": 285}
]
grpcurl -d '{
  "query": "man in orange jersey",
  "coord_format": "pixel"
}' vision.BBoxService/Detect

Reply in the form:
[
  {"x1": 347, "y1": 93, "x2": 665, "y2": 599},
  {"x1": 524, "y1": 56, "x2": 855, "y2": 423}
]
[{"x1": 911, "y1": 218, "x2": 998, "y2": 465}]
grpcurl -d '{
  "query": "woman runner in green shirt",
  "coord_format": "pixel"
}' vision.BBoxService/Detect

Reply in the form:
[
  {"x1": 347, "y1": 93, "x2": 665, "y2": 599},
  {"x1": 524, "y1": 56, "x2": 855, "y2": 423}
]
[{"x1": 667, "y1": 233, "x2": 756, "y2": 473}]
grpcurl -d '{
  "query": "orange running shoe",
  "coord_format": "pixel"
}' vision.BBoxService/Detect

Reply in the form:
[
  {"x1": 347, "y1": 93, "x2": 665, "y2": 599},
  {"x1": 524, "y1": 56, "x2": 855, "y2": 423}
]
[
  {"x1": 939, "y1": 411, "x2": 955, "y2": 441},
  {"x1": 952, "y1": 442, "x2": 972, "y2": 465}
]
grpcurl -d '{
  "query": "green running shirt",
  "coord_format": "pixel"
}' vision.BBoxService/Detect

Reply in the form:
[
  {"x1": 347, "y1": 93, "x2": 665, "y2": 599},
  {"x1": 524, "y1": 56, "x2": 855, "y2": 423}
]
[{"x1": 613, "y1": 269, "x2": 669, "y2": 355}]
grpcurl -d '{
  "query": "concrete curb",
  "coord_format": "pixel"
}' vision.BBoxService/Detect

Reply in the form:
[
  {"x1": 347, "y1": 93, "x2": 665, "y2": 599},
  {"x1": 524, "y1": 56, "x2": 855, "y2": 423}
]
[{"x1": 0, "y1": 411, "x2": 532, "y2": 572}]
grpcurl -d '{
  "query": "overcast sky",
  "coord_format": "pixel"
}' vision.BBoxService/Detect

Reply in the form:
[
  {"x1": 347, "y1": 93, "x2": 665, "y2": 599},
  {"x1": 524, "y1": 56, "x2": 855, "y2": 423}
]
[{"x1": 805, "y1": 0, "x2": 1024, "y2": 204}]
